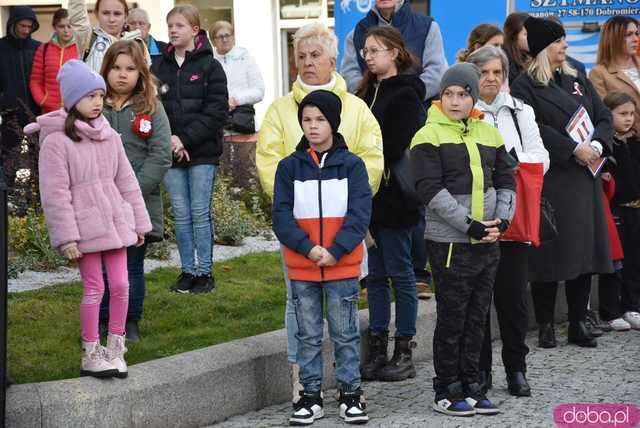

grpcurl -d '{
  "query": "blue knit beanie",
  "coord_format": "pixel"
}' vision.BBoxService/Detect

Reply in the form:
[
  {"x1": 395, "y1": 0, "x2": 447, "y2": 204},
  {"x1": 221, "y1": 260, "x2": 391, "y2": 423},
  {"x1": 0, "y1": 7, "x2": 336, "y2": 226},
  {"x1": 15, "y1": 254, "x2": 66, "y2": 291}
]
[{"x1": 57, "y1": 60, "x2": 106, "y2": 110}]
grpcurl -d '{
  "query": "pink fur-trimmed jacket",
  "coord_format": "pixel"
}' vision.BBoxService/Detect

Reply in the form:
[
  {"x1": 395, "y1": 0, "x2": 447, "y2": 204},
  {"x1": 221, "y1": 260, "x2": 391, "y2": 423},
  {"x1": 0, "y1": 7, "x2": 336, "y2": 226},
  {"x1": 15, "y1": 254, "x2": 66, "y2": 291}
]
[{"x1": 27, "y1": 110, "x2": 152, "y2": 254}]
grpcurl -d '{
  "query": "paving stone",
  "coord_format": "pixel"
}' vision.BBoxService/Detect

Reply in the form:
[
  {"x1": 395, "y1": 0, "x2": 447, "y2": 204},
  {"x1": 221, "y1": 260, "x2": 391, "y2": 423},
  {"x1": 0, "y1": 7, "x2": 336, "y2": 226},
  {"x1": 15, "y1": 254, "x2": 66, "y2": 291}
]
[{"x1": 211, "y1": 327, "x2": 640, "y2": 428}]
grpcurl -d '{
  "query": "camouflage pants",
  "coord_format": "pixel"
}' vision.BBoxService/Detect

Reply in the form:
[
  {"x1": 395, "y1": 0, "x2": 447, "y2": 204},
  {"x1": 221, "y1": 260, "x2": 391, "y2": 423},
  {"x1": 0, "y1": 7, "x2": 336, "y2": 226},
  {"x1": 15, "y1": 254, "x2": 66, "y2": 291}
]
[{"x1": 427, "y1": 241, "x2": 500, "y2": 388}]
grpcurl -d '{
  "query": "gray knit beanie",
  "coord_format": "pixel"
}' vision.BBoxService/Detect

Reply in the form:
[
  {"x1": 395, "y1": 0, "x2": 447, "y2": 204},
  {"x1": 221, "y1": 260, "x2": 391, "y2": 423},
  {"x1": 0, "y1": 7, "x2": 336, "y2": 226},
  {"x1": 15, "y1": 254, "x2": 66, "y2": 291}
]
[{"x1": 439, "y1": 63, "x2": 481, "y2": 105}]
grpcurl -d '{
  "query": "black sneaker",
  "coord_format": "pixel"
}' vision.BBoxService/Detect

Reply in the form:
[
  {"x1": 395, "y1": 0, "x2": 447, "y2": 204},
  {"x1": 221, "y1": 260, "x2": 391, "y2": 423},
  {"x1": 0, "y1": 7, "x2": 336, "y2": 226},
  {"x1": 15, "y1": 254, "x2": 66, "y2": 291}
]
[
  {"x1": 290, "y1": 390, "x2": 323, "y2": 426},
  {"x1": 338, "y1": 389, "x2": 368, "y2": 425},
  {"x1": 170, "y1": 272, "x2": 195, "y2": 294},
  {"x1": 191, "y1": 274, "x2": 215, "y2": 294}
]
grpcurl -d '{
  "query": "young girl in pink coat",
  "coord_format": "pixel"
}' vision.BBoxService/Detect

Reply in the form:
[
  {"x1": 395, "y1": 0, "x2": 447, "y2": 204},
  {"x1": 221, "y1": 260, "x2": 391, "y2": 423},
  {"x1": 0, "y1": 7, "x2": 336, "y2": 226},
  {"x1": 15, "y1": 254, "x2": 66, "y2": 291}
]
[{"x1": 28, "y1": 59, "x2": 151, "y2": 379}]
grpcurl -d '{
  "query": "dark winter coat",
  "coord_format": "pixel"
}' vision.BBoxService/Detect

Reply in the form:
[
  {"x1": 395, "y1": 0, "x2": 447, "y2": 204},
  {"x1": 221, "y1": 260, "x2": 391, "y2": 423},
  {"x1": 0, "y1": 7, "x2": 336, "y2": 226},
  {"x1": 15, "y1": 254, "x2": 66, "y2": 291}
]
[
  {"x1": 0, "y1": 6, "x2": 40, "y2": 147},
  {"x1": 361, "y1": 74, "x2": 425, "y2": 228},
  {"x1": 151, "y1": 31, "x2": 228, "y2": 167},
  {"x1": 511, "y1": 70, "x2": 614, "y2": 282},
  {"x1": 103, "y1": 101, "x2": 173, "y2": 242},
  {"x1": 610, "y1": 134, "x2": 640, "y2": 206}
]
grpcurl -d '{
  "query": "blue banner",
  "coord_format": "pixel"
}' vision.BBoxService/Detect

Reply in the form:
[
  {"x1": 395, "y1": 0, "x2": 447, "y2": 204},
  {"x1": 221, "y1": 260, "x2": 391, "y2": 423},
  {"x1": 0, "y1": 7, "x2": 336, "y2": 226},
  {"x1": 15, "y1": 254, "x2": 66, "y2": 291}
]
[
  {"x1": 335, "y1": 0, "x2": 374, "y2": 67},
  {"x1": 513, "y1": 1, "x2": 640, "y2": 69}
]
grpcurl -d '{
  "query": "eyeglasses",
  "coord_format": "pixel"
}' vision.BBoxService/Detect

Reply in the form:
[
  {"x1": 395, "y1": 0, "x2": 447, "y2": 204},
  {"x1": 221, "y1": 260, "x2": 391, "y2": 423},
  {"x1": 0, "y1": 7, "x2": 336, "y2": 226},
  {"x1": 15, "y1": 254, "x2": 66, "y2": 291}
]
[
  {"x1": 359, "y1": 47, "x2": 390, "y2": 59},
  {"x1": 214, "y1": 33, "x2": 233, "y2": 41}
]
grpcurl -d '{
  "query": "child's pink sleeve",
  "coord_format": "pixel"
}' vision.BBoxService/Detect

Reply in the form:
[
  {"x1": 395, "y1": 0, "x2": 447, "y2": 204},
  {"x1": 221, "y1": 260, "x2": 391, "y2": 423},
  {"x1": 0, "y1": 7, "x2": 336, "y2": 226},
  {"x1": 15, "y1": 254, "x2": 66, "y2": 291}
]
[{"x1": 38, "y1": 139, "x2": 81, "y2": 249}]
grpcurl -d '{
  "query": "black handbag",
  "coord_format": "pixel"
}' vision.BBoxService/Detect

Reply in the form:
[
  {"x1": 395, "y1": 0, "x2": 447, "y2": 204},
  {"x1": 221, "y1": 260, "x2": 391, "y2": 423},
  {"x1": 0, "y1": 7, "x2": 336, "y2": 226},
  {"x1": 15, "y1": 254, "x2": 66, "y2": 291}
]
[
  {"x1": 388, "y1": 150, "x2": 421, "y2": 205},
  {"x1": 539, "y1": 196, "x2": 558, "y2": 244},
  {"x1": 226, "y1": 104, "x2": 256, "y2": 134}
]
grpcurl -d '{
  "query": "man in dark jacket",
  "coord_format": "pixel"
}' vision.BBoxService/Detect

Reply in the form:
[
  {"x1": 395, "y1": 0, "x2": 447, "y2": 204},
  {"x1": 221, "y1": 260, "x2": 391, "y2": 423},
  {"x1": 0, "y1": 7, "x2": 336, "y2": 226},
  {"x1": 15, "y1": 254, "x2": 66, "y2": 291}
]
[{"x1": 0, "y1": 6, "x2": 40, "y2": 188}]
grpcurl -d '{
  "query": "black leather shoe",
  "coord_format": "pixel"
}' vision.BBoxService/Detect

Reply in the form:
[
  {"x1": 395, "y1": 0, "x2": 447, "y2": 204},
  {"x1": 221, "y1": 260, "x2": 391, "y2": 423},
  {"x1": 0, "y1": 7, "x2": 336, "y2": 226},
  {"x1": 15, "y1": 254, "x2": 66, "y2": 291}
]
[
  {"x1": 506, "y1": 371, "x2": 531, "y2": 397},
  {"x1": 585, "y1": 311, "x2": 604, "y2": 337},
  {"x1": 568, "y1": 321, "x2": 597, "y2": 347},
  {"x1": 538, "y1": 323, "x2": 557, "y2": 348}
]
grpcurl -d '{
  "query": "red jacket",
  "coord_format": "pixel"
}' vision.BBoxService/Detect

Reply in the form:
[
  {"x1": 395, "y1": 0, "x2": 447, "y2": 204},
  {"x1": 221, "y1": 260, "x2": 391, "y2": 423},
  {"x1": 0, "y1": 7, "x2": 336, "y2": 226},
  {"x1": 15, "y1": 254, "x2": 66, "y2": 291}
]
[
  {"x1": 29, "y1": 36, "x2": 80, "y2": 113},
  {"x1": 602, "y1": 177, "x2": 624, "y2": 262}
]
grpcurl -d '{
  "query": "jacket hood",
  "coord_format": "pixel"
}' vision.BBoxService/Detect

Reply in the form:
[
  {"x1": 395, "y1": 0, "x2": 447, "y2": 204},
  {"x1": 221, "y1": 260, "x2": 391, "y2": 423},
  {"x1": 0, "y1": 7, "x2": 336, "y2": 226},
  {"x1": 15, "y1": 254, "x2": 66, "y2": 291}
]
[
  {"x1": 7, "y1": 6, "x2": 39, "y2": 39},
  {"x1": 24, "y1": 110, "x2": 113, "y2": 143},
  {"x1": 164, "y1": 30, "x2": 213, "y2": 60},
  {"x1": 292, "y1": 72, "x2": 348, "y2": 104},
  {"x1": 214, "y1": 45, "x2": 249, "y2": 61},
  {"x1": 427, "y1": 101, "x2": 484, "y2": 129},
  {"x1": 378, "y1": 73, "x2": 426, "y2": 100}
]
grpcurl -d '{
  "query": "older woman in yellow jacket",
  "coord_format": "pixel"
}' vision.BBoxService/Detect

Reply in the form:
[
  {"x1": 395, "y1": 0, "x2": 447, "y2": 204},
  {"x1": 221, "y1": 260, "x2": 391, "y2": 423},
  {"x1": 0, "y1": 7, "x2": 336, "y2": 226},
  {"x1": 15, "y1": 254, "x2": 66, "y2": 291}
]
[{"x1": 257, "y1": 22, "x2": 383, "y2": 403}]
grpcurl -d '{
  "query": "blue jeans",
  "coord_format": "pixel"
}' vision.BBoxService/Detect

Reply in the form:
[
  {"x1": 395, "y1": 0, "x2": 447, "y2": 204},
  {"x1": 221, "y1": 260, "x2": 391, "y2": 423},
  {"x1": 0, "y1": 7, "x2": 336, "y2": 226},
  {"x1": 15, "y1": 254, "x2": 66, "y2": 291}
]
[
  {"x1": 100, "y1": 243, "x2": 147, "y2": 322},
  {"x1": 163, "y1": 165, "x2": 216, "y2": 276},
  {"x1": 291, "y1": 278, "x2": 361, "y2": 393},
  {"x1": 367, "y1": 227, "x2": 418, "y2": 337}
]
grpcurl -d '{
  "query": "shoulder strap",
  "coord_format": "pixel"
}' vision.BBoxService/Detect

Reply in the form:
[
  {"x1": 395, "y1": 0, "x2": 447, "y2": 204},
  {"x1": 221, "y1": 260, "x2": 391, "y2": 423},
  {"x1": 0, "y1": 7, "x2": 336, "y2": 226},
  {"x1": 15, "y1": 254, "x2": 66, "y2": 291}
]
[
  {"x1": 83, "y1": 32, "x2": 97, "y2": 61},
  {"x1": 509, "y1": 107, "x2": 522, "y2": 145},
  {"x1": 41, "y1": 42, "x2": 48, "y2": 74}
]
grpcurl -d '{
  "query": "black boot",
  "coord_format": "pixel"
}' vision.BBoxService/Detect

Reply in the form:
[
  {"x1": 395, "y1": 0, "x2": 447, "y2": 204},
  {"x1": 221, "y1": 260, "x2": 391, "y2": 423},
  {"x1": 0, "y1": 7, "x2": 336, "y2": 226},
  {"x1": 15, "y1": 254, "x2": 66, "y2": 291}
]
[
  {"x1": 479, "y1": 370, "x2": 493, "y2": 393},
  {"x1": 360, "y1": 332, "x2": 388, "y2": 381},
  {"x1": 506, "y1": 371, "x2": 531, "y2": 397},
  {"x1": 585, "y1": 310, "x2": 604, "y2": 337},
  {"x1": 377, "y1": 337, "x2": 416, "y2": 382},
  {"x1": 568, "y1": 321, "x2": 597, "y2": 347},
  {"x1": 538, "y1": 323, "x2": 557, "y2": 348},
  {"x1": 125, "y1": 320, "x2": 141, "y2": 343}
]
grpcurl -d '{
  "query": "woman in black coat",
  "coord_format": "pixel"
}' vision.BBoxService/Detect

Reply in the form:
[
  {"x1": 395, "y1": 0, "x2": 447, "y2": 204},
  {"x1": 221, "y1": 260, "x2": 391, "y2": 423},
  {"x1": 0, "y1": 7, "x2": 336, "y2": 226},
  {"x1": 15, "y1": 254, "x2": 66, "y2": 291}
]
[
  {"x1": 511, "y1": 17, "x2": 614, "y2": 348},
  {"x1": 356, "y1": 26, "x2": 425, "y2": 382},
  {"x1": 151, "y1": 5, "x2": 228, "y2": 294}
]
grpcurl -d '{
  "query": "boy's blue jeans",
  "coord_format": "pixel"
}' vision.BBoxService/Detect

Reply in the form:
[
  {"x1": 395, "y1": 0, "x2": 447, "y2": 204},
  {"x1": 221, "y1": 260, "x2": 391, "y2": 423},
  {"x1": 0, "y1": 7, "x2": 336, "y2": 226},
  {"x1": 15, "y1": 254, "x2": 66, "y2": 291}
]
[
  {"x1": 163, "y1": 165, "x2": 216, "y2": 276},
  {"x1": 290, "y1": 278, "x2": 362, "y2": 393}
]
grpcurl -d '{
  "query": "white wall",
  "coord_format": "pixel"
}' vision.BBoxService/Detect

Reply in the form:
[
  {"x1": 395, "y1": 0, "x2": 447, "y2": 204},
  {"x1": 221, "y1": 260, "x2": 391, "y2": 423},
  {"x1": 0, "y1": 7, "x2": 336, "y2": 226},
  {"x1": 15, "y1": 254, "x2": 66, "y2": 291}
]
[{"x1": 232, "y1": 0, "x2": 280, "y2": 127}]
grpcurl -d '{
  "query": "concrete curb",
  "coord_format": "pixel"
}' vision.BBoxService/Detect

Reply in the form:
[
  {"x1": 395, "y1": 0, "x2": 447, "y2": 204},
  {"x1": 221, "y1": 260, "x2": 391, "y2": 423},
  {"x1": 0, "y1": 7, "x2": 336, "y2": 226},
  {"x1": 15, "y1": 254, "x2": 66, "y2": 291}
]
[{"x1": 6, "y1": 282, "x2": 583, "y2": 427}]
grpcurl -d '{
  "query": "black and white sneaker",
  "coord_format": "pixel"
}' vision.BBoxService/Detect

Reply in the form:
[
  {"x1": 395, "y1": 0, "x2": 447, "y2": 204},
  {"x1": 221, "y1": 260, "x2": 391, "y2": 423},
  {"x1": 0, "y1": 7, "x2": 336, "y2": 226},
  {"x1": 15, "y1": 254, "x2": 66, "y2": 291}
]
[
  {"x1": 170, "y1": 272, "x2": 195, "y2": 294},
  {"x1": 464, "y1": 382, "x2": 500, "y2": 415},
  {"x1": 338, "y1": 389, "x2": 368, "y2": 425},
  {"x1": 191, "y1": 274, "x2": 215, "y2": 294},
  {"x1": 289, "y1": 390, "x2": 323, "y2": 426}
]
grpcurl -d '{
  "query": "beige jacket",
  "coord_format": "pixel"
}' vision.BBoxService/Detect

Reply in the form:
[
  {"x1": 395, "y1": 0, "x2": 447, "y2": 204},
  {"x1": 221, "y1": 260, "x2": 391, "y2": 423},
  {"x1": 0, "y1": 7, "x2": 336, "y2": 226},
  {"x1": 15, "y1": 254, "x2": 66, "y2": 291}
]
[{"x1": 590, "y1": 56, "x2": 640, "y2": 134}]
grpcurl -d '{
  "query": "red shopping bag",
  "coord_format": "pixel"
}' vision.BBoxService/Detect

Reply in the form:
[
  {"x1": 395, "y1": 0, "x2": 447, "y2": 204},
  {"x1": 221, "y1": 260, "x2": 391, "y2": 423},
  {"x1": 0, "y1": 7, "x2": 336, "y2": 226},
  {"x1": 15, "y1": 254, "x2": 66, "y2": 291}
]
[{"x1": 500, "y1": 162, "x2": 544, "y2": 247}]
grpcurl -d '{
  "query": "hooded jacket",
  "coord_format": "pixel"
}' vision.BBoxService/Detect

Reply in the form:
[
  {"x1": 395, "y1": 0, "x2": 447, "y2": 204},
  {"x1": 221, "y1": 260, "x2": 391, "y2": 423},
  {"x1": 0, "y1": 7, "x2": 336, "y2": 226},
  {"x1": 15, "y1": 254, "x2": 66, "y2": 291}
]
[
  {"x1": 214, "y1": 46, "x2": 265, "y2": 106},
  {"x1": 257, "y1": 72, "x2": 383, "y2": 198},
  {"x1": 152, "y1": 31, "x2": 229, "y2": 167},
  {"x1": 0, "y1": 6, "x2": 41, "y2": 129},
  {"x1": 29, "y1": 34, "x2": 81, "y2": 113},
  {"x1": 272, "y1": 134, "x2": 372, "y2": 282},
  {"x1": 29, "y1": 110, "x2": 151, "y2": 254},
  {"x1": 410, "y1": 103, "x2": 516, "y2": 243},
  {"x1": 361, "y1": 73, "x2": 425, "y2": 228}
]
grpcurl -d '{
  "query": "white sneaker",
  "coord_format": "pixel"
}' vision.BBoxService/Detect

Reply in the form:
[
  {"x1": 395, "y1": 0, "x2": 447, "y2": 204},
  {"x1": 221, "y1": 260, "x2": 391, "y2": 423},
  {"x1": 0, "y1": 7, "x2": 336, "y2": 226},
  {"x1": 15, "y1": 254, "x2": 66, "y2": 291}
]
[
  {"x1": 607, "y1": 318, "x2": 631, "y2": 331},
  {"x1": 623, "y1": 311, "x2": 640, "y2": 330},
  {"x1": 81, "y1": 341, "x2": 118, "y2": 378},
  {"x1": 105, "y1": 333, "x2": 128, "y2": 378}
]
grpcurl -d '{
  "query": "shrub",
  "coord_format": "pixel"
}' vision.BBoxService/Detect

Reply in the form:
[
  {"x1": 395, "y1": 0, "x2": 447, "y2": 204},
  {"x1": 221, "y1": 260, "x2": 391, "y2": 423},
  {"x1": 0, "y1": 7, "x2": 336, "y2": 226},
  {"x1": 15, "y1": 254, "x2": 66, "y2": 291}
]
[{"x1": 212, "y1": 174, "x2": 257, "y2": 246}]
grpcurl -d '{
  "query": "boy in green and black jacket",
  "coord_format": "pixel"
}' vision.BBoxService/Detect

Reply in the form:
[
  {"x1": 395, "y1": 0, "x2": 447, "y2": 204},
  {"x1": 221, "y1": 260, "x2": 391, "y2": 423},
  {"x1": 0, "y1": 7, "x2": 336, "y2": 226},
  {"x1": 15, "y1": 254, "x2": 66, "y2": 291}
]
[{"x1": 410, "y1": 63, "x2": 516, "y2": 417}]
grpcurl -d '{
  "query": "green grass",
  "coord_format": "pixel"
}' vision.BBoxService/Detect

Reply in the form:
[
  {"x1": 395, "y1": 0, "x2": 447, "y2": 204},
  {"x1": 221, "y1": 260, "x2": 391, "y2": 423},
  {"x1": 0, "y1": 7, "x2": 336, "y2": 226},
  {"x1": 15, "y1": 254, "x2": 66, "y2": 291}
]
[{"x1": 8, "y1": 251, "x2": 288, "y2": 384}]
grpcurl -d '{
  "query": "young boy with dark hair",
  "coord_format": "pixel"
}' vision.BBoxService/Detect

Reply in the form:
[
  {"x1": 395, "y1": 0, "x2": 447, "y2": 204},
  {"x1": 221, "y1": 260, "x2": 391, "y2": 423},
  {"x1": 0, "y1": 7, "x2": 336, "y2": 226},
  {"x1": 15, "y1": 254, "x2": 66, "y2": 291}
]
[{"x1": 272, "y1": 90, "x2": 372, "y2": 426}]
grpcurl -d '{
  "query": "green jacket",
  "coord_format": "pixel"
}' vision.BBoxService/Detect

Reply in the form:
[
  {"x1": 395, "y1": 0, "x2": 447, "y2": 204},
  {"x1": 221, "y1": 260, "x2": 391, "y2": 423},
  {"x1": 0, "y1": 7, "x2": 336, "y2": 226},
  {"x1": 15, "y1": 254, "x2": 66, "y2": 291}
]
[
  {"x1": 103, "y1": 100, "x2": 172, "y2": 242},
  {"x1": 410, "y1": 103, "x2": 516, "y2": 243}
]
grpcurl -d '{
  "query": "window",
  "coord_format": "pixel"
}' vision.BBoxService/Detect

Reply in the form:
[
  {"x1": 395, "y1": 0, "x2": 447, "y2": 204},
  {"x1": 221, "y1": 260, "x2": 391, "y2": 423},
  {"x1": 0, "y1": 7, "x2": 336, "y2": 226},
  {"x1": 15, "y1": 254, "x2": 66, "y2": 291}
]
[
  {"x1": 280, "y1": 0, "x2": 322, "y2": 20},
  {"x1": 175, "y1": 0, "x2": 233, "y2": 34}
]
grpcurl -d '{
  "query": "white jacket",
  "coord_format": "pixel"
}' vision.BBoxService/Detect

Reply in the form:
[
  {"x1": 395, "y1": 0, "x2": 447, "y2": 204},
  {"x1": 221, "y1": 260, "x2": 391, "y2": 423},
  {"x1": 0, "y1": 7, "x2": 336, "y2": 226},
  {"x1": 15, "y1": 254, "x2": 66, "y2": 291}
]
[
  {"x1": 477, "y1": 93, "x2": 550, "y2": 174},
  {"x1": 214, "y1": 46, "x2": 264, "y2": 106}
]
